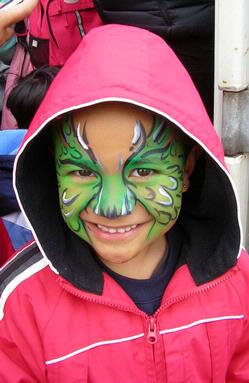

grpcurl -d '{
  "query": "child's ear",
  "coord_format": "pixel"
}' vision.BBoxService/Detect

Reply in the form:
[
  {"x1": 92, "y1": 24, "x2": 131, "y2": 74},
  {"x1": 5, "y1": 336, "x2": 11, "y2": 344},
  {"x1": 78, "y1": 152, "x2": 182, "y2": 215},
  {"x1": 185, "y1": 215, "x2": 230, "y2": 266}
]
[{"x1": 182, "y1": 144, "x2": 202, "y2": 192}]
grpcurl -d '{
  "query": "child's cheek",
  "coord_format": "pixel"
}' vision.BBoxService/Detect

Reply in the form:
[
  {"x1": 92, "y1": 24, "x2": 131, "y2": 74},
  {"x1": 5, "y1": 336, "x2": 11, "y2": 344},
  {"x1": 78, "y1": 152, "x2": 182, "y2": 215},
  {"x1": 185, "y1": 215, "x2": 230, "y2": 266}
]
[
  {"x1": 130, "y1": 174, "x2": 183, "y2": 239},
  {"x1": 58, "y1": 179, "x2": 95, "y2": 242}
]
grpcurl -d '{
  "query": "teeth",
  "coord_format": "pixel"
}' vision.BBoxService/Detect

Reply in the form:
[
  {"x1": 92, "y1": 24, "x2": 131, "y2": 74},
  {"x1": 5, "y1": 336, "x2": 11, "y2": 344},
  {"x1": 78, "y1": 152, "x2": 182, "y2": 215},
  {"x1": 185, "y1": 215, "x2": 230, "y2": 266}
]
[{"x1": 97, "y1": 224, "x2": 137, "y2": 233}]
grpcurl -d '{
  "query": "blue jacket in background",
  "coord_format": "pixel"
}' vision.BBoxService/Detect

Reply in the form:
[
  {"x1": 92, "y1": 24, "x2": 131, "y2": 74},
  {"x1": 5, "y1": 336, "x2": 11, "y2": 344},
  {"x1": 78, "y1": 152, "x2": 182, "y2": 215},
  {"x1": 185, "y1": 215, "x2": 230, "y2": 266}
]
[{"x1": 0, "y1": 130, "x2": 33, "y2": 250}]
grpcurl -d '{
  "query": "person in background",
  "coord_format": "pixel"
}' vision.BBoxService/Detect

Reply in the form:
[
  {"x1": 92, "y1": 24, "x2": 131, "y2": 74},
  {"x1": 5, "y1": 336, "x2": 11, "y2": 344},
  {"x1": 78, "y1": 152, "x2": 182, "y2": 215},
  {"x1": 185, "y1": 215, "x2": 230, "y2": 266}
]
[
  {"x1": 0, "y1": 43, "x2": 33, "y2": 130},
  {"x1": 7, "y1": 65, "x2": 60, "y2": 128},
  {"x1": 0, "y1": 0, "x2": 18, "y2": 124},
  {"x1": 0, "y1": 0, "x2": 101, "y2": 129},
  {"x1": 0, "y1": 0, "x2": 38, "y2": 46},
  {"x1": 0, "y1": 0, "x2": 18, "y2": 55},
  {"x1": 0, "y1": 25, "x2": 248, "y2": 381},
  {"x1": 0, "y1": 0, "x2": 102, "y2": 66}
]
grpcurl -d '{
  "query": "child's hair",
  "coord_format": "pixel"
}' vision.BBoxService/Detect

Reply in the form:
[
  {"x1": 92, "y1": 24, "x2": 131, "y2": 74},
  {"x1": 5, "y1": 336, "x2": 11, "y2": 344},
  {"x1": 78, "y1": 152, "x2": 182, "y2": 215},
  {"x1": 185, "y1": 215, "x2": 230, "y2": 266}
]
[{"x1": 7, "y1": 65, "x2": 60, "y2": 129}]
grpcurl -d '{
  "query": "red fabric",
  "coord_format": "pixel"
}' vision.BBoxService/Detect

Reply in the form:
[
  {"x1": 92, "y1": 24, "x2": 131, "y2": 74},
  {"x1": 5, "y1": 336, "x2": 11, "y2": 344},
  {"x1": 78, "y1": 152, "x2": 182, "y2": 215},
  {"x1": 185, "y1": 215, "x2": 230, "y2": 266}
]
[
  {"x1": 0, "y1": 248, "x2": 249, "y2": 382},
  {"x1": 20, "y1": 25, "x2": 224, "y2": 167},
  {"x1": 29, "y1": 0, "x2": 103, "y2": 66},
  {"x1": 0, "y1": 218, "x2": 14, "y2": 265}
]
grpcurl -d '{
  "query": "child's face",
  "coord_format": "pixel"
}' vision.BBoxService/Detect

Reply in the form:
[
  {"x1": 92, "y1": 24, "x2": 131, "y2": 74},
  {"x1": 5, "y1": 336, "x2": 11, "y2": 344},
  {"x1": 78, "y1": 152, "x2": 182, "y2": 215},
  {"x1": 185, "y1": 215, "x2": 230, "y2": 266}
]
[{"x1": 53, "y1": 103, "x2": 186, "y2": 268}]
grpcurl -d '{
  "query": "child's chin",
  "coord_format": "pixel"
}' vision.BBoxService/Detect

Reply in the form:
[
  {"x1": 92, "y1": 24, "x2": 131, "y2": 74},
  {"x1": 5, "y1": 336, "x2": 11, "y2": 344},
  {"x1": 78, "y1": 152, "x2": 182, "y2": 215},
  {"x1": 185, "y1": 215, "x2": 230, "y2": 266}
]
[{"x1": 95, "y1": 250, "x2": 136, "y2": 267}]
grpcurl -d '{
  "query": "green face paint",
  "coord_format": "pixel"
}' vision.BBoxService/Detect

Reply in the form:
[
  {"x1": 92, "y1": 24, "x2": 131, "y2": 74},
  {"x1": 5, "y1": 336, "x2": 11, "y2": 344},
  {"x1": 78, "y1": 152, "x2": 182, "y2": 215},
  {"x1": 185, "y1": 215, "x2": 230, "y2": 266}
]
[
  {"x1": 53, "y1": 116, "x2": 102, "y2": 243},
  {"x1": 53, "y1": 112, "x2": 186, "y2": 244},
  {"x1": 123, "y1": 117, "x2": 185, "y2": 240}
]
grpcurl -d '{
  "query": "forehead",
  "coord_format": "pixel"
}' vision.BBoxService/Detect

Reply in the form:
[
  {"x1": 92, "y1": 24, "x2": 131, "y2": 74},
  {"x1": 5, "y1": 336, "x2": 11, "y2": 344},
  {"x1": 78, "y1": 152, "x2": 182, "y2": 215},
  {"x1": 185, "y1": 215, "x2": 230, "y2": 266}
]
[{"x1": 72, "y1": 102, "x2": 153, "y2": 165}]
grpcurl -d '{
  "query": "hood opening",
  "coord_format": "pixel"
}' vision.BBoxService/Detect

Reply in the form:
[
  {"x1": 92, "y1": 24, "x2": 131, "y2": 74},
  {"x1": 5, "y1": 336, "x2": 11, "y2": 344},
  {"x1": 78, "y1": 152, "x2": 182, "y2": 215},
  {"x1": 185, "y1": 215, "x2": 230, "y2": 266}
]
[
  {"x1": 179, "y1": 153, "x2": 240, "y2": 285},
  {"x1": 15, "y1": 125, "x2": 240, "y2": 292},
  {"x1": 13, "y1": 25, "x2": 241, "y2": 292}
]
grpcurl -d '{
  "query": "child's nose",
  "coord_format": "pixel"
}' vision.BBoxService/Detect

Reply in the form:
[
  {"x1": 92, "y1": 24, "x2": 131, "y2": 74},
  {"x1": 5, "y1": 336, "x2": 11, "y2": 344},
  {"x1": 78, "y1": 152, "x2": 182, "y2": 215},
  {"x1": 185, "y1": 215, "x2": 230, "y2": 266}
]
[{"x1": 89, "y1": 175, "x2": 136, "y2": 218}]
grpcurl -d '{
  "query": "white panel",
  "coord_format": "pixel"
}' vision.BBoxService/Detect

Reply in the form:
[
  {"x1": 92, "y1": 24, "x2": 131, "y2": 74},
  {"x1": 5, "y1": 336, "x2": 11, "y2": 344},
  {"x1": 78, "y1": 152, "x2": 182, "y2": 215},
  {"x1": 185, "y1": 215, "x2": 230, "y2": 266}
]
[
  {"x1": 214, "y1": 0, "x2": 223, "y2": 136},
  {"x1": 225, "y1": 154, "x2": 249, "y2": 248},
  {"x1": 216, "y1": 0, "x2": 249, "y2": 91}
]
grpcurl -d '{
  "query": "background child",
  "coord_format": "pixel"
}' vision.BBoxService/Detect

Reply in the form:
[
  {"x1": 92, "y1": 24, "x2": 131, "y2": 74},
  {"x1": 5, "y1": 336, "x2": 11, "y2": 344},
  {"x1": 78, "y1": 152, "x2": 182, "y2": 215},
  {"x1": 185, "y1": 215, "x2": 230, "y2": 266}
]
[
  {"x1": 0, "y1": 24, "x2": 248, "y2": 381},
  {"x1": 7, "y1": 64, "x2": 60, "y2": 128}
]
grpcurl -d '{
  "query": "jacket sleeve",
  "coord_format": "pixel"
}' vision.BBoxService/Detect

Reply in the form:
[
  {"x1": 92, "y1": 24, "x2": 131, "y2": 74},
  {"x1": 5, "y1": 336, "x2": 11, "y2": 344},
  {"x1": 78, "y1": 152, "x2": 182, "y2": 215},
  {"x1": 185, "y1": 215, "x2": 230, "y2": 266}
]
[
  {"x1": 0, "y1": 292, "x2": 48, "y2": 382},
  {"x1": 226, "y1": 251, "x2": 249, "y2": 382}
]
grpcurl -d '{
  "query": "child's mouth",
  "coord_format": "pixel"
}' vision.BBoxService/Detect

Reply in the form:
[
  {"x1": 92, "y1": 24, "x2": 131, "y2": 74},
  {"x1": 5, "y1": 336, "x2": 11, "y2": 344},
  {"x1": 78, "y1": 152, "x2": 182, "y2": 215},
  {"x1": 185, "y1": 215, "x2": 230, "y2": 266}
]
[
  {"x1": 96, "y1": 223, "x2": 137, "y2": 234},
  {"x1": 84, "y1": 221, "x2": 142, "y2": 240}
]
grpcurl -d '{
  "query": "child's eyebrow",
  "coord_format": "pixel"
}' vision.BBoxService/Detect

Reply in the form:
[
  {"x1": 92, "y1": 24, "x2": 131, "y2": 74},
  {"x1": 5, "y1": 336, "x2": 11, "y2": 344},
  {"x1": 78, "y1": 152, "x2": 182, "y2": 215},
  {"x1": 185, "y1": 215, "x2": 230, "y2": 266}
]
[
  {"x1": 59, "y1": 159, "x2": 94, "y2": 168},
  {"x1": 127, "y1": 158, "x2": 163, "y2": 167}
]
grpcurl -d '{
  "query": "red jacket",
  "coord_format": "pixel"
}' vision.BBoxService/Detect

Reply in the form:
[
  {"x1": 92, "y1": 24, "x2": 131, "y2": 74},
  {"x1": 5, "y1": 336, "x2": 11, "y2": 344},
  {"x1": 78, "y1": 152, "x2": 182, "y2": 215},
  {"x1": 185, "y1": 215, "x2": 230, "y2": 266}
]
[
  {"x1": 0, "y1": 244, "x2": 249, "y2": 382},
  {"x1": 0, "y1": 25, "x2": 249, "y2": 381}
]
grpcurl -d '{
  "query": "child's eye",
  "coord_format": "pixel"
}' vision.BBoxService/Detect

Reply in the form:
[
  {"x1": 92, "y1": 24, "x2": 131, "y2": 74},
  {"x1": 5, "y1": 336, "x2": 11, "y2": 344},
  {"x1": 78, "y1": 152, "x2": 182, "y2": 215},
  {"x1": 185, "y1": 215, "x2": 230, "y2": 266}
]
[
  {"x1": 130, "y1": 168, "x2": 154, "y2": 177},
  {"x1": 72, "y1": 169, "x2": 96, "y2": 177}
]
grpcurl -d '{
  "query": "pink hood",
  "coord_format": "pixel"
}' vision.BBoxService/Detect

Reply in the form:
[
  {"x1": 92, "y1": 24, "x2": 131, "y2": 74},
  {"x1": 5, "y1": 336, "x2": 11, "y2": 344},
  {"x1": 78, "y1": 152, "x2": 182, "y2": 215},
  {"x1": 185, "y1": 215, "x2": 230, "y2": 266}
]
[{"x1": 14, "y1": 25, "x2": 241, "y2": 293}]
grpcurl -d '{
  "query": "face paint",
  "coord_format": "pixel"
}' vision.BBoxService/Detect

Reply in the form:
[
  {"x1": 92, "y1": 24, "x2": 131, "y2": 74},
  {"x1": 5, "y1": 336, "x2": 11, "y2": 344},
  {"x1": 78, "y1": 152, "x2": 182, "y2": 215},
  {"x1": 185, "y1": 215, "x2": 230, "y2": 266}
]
[
  {"x1": 53, "y1": 106, "x2": 185, "y2": 248},
  {"x1": 123, "y1": 117, "x2": 185, "y2": 240},
  {"x1": 53, "y1": 116, "x2": 102, "y2": 243}
]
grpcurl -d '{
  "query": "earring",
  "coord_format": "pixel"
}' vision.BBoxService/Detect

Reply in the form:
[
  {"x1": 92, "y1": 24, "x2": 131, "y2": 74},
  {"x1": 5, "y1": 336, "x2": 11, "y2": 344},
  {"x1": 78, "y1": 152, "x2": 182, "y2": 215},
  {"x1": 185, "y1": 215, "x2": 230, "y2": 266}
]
[
  {"x1": 182, "y1": 177, "x2": 190, "y2": 192},
  {"x1": 182, "y1": 183, "x2": 189, "y2": 192}
]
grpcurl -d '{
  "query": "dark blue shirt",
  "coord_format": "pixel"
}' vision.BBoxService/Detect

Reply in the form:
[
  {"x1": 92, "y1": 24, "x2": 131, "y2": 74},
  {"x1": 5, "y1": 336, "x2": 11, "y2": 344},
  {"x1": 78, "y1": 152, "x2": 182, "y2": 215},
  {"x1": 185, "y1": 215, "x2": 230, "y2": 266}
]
[{"x1": 101, "y1": 229, "x2": 181, "y2": 316}]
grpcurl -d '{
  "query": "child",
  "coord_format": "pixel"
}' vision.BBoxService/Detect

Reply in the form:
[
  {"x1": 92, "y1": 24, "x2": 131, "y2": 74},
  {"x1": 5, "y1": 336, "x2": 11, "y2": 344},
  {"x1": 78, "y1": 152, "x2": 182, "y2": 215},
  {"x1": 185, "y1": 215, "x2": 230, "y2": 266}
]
[
  {"x1": 7, "y1": 65, "x2": 60, "y2": 128},
  {"x1": 0, "y1": 24, "x2": 248, "y2": 381}
]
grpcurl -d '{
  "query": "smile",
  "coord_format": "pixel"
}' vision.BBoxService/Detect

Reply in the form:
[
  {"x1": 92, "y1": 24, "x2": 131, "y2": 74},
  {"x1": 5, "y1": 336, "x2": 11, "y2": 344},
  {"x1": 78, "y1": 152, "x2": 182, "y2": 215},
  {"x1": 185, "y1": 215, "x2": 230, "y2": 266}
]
[
  {"x1": 84, "y1": 220, "x2": 143, "y2": 240},
  {"x1": 96, "y1": 224, "x2": 137, "y2": 234}
]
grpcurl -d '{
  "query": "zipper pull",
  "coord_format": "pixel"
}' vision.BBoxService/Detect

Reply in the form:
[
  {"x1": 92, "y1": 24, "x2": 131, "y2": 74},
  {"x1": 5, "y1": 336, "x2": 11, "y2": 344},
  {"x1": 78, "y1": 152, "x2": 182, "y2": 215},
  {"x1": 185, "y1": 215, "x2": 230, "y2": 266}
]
[{"x1": 147, "y1": 317, "x2": 157, "y2": 344}]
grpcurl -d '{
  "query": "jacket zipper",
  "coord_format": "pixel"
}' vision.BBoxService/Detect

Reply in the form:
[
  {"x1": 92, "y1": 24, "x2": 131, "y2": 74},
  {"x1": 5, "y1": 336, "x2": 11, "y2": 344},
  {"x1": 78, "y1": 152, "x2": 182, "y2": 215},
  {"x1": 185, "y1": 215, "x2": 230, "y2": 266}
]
[
  {"x1": 148, "y1": 274, "x2": 234, "y2": 345},
  {"x1": 60, "y1": 280, "x2": 159, "y2": 346},
  {"x1": 147, "y1": 317, "x2": 157, "y2": 344},
  {"x1": 155, "y1": 272, "x2": 234, "y2": 317},
  {"x1": 58, "y1": 271, "x2": 234, "y2": 344},
  {"x1": 58, "y1": 277, "x2": 146, "y2": 315}
]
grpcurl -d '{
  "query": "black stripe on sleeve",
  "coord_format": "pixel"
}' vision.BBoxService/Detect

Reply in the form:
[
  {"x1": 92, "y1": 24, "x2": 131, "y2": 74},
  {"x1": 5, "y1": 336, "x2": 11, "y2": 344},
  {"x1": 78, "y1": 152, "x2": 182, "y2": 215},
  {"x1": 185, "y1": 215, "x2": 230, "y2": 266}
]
[{"x1": 0, "y1": 242, "x2": 44, "y2": 296}]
